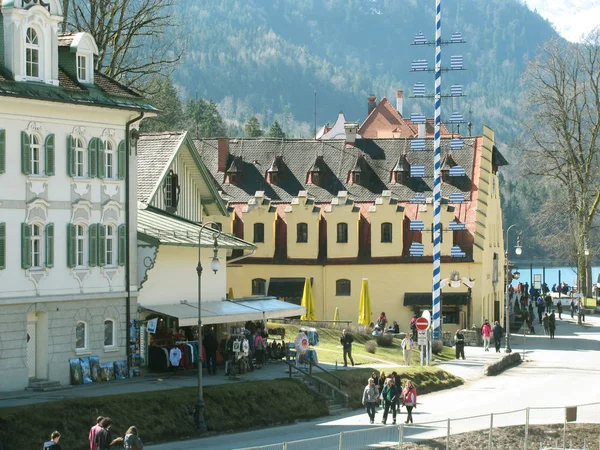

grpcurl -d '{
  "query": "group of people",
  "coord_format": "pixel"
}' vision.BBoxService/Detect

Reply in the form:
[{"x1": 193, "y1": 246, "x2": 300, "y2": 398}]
[
  {"x1": 371, "y1": 312, "x2": 400, "y2": 336},
  {"x1": 43, "y1": 417, "x2": 143, "y2": 450},
  {"x1": 362, "y1": 372, "x2": 418, "y2": 425}
]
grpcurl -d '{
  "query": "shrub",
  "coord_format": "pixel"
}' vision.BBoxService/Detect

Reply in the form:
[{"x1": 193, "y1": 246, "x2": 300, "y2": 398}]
[
  {"x1": 432, "y1": 339, "x2": 444, "y2": 354},
  {"x1": 376, "y1": 334, "x2": 394, "y2": 347},
  {"x1": 365, "y1": 340, "x2": 377, "y2": 354}
]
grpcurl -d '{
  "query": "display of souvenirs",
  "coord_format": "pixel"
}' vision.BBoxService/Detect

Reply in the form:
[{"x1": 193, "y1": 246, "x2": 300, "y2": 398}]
[
  {"x1": 114, "y1": 360, "x2": 128, "y2": 380},
  {"x1": 89, "y1": 356, "x2": 101, "y2": 383},
  {"x1": 69, "y1": 358, "x2": 83, "y2": 385},
  {"x1": 100, "y1": 362, "x2": 115, "y2": 381},
  {"x1": 80, "y1": 356, "x2": 93, "y2": 384}
]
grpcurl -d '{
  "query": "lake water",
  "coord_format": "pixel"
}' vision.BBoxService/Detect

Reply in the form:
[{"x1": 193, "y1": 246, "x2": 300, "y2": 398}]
[{"x1": 510, "y1": 265, "x2": 600, "y2": 288}]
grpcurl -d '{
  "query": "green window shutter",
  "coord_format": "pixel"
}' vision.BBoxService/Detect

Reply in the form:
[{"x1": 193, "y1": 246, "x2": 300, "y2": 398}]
[
  {"x1": 97, "y1": 140, "x2": 105, "y2": 179},
  {"x1": 117, "y1": 140, "x2": 126, "y2": 180},
  {"x1": 89, "y1": 223, "x2": 98, "y2": 267},
  {"x1": 45, "y1": 223, "x2": 54, "y2": 268},
  {"x1": 98, "y1": 224, "x2": 106, "y2": 266},
  {"x1": 67, "y1": 223, "x2": 76, "y2": 268},
  {"x1": 67, "y1": 135, "x2": 75, "y2": 177},
  {"x1": 117, "y1": 223, "x2": 126, "y2": 266},
  {"x1": 0, "y1": 223, "x2": 6, "y2": 269},
  {"x1": 21, "y1": 222, "x2": 31, "y2": 269},
  {"x1": 88, "y1": 138, "x2": 98, "y2": 178},
  {"x1": 45, "y1": 133, "x2": 55, "y2": 176},
  {"x1": 0, "y1": 129, "x2": 5, "y2": 174},
  {"x1": 21, "y1": 131, "x2": 31, "y2": 175}
]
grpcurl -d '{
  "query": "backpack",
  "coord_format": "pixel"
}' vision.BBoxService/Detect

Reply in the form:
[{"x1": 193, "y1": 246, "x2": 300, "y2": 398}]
[
  {"x1": 95, "y1": 428, "x2": 111, "y2": 448},
  {"x1": 410, "y1": 321, "x2": 416, "y2": 330}
]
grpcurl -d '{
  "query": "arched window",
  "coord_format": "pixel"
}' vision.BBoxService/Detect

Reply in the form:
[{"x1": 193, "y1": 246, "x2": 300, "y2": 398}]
[
  {"x1": 74, "y1": 137, "x2": 86, "y2": 177},
  {"x1": 105, "y1": 225, "x2": 115, "y2": 266},
  {"x1": 252, "y1": 278, "x2": 267, "y2": 295},
  {"x1": 30, "y1": 134, "x2": 42, "y2": 175},
  {"x1": 253, "y1": 223, "x2": 265, "y2": 243},
  {"x1": 25, "y1": 28, "x2": 40, "y2": 78},
  {"x1": 297, "y1": 223, "x2": 308, "y2": 243},
  {"x1": 337, "y1": 222, "x2": 348, "y2": 243},
  {"x1": 104, "y1": 319, "x2": 116, "y2": 347},
  {"x1": 336, "y1": 279, "x2": 351, "y2": 296},
  {"x1": 75, "y1": 321, "x2": 87, "y2": 350},
  {"x1": 104, "y1": 140, "x2": 115, "y2": 179},
  {"x1": 31, "y1": 223, "x2": 43, "y2": 268},
  {"x1": 381, "y1": 222, "x2": 393, "y2": 243}
]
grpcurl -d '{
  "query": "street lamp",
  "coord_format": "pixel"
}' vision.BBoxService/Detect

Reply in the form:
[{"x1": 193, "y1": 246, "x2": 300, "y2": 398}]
[
  {"x1": 196, "y1": 222, "x2": 222, "y2": 431},
  {"x1": 505, "y1": 225, "x2": 522, "y2": 353}
]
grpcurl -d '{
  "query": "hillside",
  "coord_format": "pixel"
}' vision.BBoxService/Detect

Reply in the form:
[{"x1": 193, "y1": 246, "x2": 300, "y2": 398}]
[{"x1": 171, "y1": 0, "x2": 559, "y2": 141}]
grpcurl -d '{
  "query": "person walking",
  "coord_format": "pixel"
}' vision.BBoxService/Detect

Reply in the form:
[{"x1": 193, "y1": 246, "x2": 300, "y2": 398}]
[
  {"x1": 542, "y1": 312, "x2": 549, "y2": 336},
  {"x1": 391, "y1": 371, "x2": 403, "y2": 415},
  {"x1": 548, "y1": 311, "x2": 556, "y2": 339},
  {"x1": 401, "y1": 334, "x2": 414, "y2": 365},
  {"x1": 409, "y1": 314, "x2": 418, "y2": 341},
  {"x1": 362, "y1": 377, "x2": 380, "y2": 424},
  {"x1": 204, "y1": 328, "x2": 219, "y2": 375},
  {"x1": 123, "y1": 426, "x2": 144, "y2": 450},
  {"x1": 95, "y1": 418, "x2": 123, "y2": 450},
  {"x1": 43, "y1": 431, "x2": 62, "y2": 450},
  {"x1": 481, "y1": 319, "x2": 492, "y2": 352},
  {"x1": 377, "y1": 370, "x2": 386, "y2": 391},
  {"x1": 454, "y1": 329, "x2": 466, "y2": 360},
  {"x1": 381, "y1": 378, "x2": 398, "y2": 425},
  {"x1": 402, "y1": 380, "x2": 418, "y2": 424},
  {"x1": 89, "y1": 416, "x2": 104, "y2": 450},
  {"x1": 557, "y1": 300, "x2": 562, "y2": 320},
  {"x1": 536, "y1": 295, "x2": 544, "y2": 323},
  {"x1": 492, "y1": 320, "x2": 503, "y2": 353},
  {"x1": 340, "y1": 329, "x2": 355, "y2": 367},
  {"x1": 570, "y1": 298, "x2": 575, "y2": 319}
]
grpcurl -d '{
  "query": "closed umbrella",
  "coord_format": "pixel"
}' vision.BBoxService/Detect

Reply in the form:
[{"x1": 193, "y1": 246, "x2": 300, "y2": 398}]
[
  {"x1": 333, "y1": 307, "x2": 340, "y2": 323},
  {"x1": 358, "y1": 278, "x2": 372, "y2": 326},
  {"x1": 300, "y1": 278, "x2": 316, "y2": 320}
]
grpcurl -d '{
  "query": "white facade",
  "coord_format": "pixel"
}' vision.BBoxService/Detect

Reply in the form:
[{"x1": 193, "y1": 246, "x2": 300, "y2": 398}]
[{"x1": 0, "y1": 0, "x2": 152, "y2": 391}]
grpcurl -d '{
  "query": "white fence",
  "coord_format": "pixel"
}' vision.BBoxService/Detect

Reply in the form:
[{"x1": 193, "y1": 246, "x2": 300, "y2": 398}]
[{"x1": 236, "y1": 402, "x2": 600, "y2": 450}]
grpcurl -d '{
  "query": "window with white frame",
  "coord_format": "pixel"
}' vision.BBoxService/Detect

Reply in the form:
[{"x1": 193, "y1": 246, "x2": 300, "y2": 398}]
[
  {"x1": 31, "y1": 224, "x2": 43, "y2": 268},
  {"x1": 30, "y1": 134, "x2": 42, "y2": 175},
  {"x1": 25, "y1": 28, "x2": 40, "y2": 79},
  {"x1": 105, "y1": 225, "x2": 115, "y2": 266},
  {"x1": 104, "y1": 140, "x2": 115, "y2": 179},
  {"x1": 75, "y1": 321, "x2": 87, "y2": 350},
  {"x1": 77, "y1": 55, "x2": 87, "y2": 82},
  {"x1": 74, "y1": 137, "x2": 86, "y2": 177},
  {"x1": 104, "y1": 319, "x2": 115, "y2": 347},
  {"x1": 76, "y1": 224, "x2": 87, "y2": 267}
]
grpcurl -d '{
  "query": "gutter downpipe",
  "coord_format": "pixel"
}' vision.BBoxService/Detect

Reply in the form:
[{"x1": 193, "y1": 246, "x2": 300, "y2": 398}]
[{"x1": 125, "y1": 111, "x2": 144, "y2": 376}]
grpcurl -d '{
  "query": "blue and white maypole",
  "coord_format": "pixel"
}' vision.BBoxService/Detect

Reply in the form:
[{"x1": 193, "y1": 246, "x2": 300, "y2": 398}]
[
  {"x1": 410, "y1": 1, "x2": 466, "y2": 343},
  {"x1": 432, "y1": 0, "x2": 442, "y2": 341}
]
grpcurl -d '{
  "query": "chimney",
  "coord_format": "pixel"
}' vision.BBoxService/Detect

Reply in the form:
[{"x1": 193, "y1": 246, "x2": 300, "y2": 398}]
[
  {"x1": 217, "y1": 138, "x2": 229, "y2": 172},
  {"x1": 367, "y1": 95, "x2": 377, "y2": 116},
  {"x1": 418, "y1": 123, "x2": 426, "y2": 138},
  {"x1": 344, "y1": 122, "x2": 359, "y2": 145},
  {"x1": 396, "y1": 90, "x2": 404, "y2": 116}
]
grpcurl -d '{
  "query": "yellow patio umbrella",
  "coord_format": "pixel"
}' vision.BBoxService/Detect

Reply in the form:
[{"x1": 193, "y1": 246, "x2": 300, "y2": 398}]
[
  {"x1": 358, "y1": 278, "x2": 372, "y2": 326},
  {"x1": 228, "y1": 287, "x2": 234, "y2": 299},
  {"x1": 300, "y1": 278, "x2": 316, "y2": 320},
  {"x1": 333, "y1": 307, "x2": 340, "y2": 323}
]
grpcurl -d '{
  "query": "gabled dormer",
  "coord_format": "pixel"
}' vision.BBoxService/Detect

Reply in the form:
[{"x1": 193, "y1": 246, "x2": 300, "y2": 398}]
[
  {"x1": 392, "y1": 153, "x2": 410, "y2": 184},
  {"x1": 307, "y1": 155, "x2": 328, "y2": 186},
  {"x1": 441, "y1": 153, "x2": 465, "y2": 182},
  {"x1": 2, "y1": 0, "x2": 63, "y2": 85},
  {"x1": 348, "y1": 155, "x2": 368, "y2": 185},
  {"x1": 225, "y1": 156, "x2": 243, "y2": 185},
  {"x1": 266, "y1": 155, "x2": 285, "y2": 185},
  {"x1": 58, "y1": 32, "x2": 98, "y2": 84}
]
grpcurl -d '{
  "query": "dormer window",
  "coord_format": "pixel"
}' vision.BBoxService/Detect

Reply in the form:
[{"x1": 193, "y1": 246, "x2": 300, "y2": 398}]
[
  {"x1": 163, "y1": 170, "x2": 180, "y2": 213},
  {"x1": 25, "y1": 28, "x2": 40, "y2": 79},
  {"x1": 77, "y1": 55, "x2": 88, "y2": 82},
  {"x1": 352, "y1": 172, "x2": 362, "y2": 184},
  {"x1": 311, "y1": 171, "x2": 321, "y2": 185}
]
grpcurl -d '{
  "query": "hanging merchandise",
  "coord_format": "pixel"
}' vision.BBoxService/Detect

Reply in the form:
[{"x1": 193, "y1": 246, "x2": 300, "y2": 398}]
[{"x1": 147, "y1": 318, "x2": 158, "y2": 334}]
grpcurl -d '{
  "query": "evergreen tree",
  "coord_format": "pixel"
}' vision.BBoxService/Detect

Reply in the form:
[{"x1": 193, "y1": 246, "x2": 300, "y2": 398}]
[
  {"x1": 185, "y1": 98, "x2": 207, "y2": 138},
  {"x1": 200, "y1": 100, "x2": 227, "y2": 138},
  {"x1": 267, "y1": 120, "x2": 286, "y2": 138},
  {"x1": 140, "y1": 76, "x2": 185, "y2": 132},
  {"x1": 244, "y1": 116, "x2": 264, "y2": 137}
]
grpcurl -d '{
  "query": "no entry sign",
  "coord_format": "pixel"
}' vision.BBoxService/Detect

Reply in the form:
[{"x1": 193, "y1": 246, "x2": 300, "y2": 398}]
[{"x1": 415, "y1": 317, "x2": 429, "y2": 331}]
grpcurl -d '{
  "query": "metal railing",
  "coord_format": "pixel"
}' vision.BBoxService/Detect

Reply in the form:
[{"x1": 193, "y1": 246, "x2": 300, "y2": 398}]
[
  {"x1": 236, "y1": 401, "x2": 600, "y2": 450},
  {"x1": 282, "y1": 360, "x2": 349, "y2": 407}
]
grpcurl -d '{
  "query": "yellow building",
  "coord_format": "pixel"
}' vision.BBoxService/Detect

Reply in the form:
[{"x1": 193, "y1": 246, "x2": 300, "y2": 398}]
[{"x1": 199, "y1": 126, "x2": 508, "y2": 335}]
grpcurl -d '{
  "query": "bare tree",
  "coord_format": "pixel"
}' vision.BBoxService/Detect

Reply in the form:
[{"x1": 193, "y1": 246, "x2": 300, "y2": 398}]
[
  {"x1": 62, "y1": 0, "x2": 182, "y2": 87},
  {"x1": 521, "y1": 29, "x2": 600, "y2": 297}
]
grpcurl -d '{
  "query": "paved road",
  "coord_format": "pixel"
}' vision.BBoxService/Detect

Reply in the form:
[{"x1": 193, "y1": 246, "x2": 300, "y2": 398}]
[{"x1": 147, "y1": 315, "x2": 600, "y2": 449}]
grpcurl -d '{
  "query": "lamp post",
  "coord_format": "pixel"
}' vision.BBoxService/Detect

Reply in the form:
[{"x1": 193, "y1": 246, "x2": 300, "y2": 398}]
[
  {"x1": 505, "y1": 225, "x2": 522, "y2": 353},
  {"x1": 196, "y1": 222, "x2": 222, "y2": 432}
]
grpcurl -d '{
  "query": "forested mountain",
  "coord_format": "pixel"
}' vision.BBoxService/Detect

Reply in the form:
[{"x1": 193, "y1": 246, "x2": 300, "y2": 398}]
[{"x1": 170, "y1": 0, "x2": 558, "y2": 142}]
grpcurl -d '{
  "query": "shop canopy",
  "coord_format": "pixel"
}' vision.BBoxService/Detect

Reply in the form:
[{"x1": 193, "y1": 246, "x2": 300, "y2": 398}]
[
  {"x1": 267, "y1": 278, "x2": 306, "y2": 298},
  {"x1": 140, "y1": 297, "x2": 306, "y2": 327},
  {"x1": 403, "y1": 292, "x2": 470, "y2": 307}
]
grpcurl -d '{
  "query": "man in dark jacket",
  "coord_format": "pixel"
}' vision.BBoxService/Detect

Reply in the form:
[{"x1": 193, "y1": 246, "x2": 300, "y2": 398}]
[
  {"x1": 340, "y1": 329, "x2": 354, "y2": 367},
  {"x1": 43, "y1": 431, "x2": 61, "y2": 450},
  {"x1": 381, "y1": 378, "x2": 398, "y2": 425},
  {"x1": 454, "y1": 329, "x2": 466, "y2": 360},
  {"x1": 95, "y1": 418, "x2": 123, "y2": 450},
  {"x1": 492, "y1": 320, "x2": 504, "y2": 353},
  {"x1": 204, "y1": 327, "x2": 219, "y2": 375}
]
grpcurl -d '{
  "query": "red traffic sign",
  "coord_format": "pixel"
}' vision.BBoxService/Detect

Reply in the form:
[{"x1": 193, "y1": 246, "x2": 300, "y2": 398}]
[{"x1": 415, "y1": 317, "x2": 429, "y2": 331}]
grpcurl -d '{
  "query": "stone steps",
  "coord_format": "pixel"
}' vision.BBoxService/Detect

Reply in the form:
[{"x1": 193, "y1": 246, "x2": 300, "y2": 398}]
[{"x1": 27, "y1": 380, "x2": 72, "y2": 392}]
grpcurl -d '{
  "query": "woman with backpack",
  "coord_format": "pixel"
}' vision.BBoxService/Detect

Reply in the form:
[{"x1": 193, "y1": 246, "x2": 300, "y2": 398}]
[{"x1": 123, "y1": 426, "x2": 144, "y2": 450}]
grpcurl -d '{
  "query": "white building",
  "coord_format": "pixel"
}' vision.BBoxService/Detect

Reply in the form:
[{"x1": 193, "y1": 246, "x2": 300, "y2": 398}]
[{"x1": 0, "y1": 0, "x2": 156, "y2": 391}]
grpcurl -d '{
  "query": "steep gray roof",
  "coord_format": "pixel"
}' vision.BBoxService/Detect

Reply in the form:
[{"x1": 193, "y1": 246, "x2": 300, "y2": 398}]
[{"x1": 193, "y1": 137, "x2": 481, "y2": 204}]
